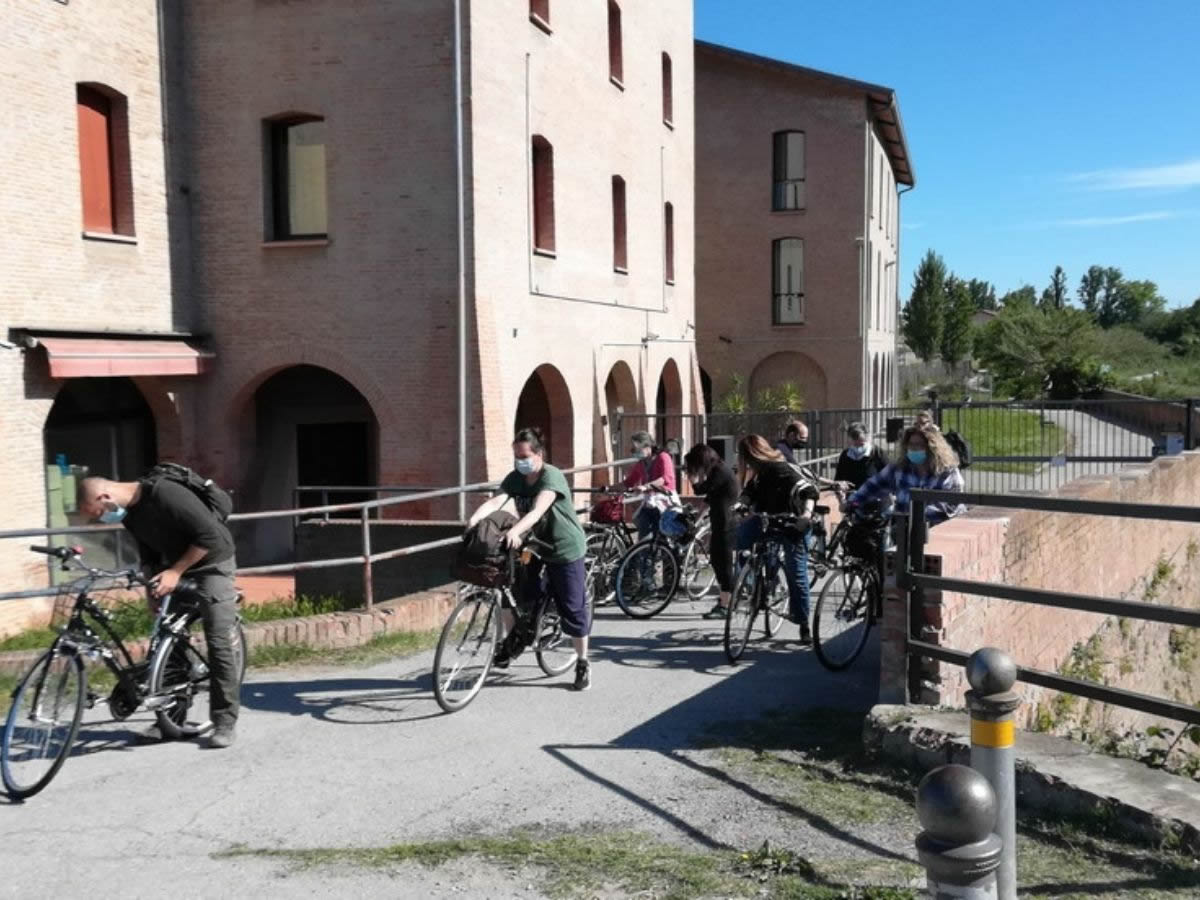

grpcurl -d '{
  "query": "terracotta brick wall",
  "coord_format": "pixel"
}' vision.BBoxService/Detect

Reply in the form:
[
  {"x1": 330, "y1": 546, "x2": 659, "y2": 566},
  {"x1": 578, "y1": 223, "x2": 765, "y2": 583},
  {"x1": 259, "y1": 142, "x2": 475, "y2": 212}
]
[{"x1": 886, "y1": 452, "x2": 1200, "y2": 728}]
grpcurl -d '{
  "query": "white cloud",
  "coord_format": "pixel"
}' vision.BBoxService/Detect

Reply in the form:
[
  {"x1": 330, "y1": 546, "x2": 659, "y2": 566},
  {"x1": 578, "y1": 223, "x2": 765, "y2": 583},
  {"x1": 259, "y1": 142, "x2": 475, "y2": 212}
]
[
  {"x1": 1069, "y1": 158, "x2": 1200, "y2": 191},
  {"x1": 1055, "y1": 211, "x2": 1177, "y2": 227}
]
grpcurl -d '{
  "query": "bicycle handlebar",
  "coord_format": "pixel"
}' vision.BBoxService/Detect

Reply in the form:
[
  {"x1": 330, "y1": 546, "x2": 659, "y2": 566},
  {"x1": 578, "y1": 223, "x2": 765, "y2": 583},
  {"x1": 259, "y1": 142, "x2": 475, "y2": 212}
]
[{"x1": 29, "y1": 544, "x2": 199, "y2": 596}]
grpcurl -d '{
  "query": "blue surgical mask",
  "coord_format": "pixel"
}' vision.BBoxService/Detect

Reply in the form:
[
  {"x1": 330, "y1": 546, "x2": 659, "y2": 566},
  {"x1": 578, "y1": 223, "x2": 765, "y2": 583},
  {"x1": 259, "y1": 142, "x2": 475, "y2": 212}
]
[
  {"x1": 906, "y1": 450, "x2": 927, "y2": 466},
  {"x1": 99, "y1": 505, "x2": 127, "y2": 524},
  {"x1": 847, "y1": 444, "x2": 871, "y2": 460},
  {"x1": 514, "y1": 457, "x2": 538, "y2": 475}
]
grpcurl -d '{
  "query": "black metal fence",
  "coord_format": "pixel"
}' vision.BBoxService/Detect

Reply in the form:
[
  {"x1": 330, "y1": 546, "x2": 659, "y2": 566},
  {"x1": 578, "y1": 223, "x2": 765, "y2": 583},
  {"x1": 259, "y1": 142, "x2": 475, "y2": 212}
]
[{"x1": 900, "y1": 489, "x2": 1200, "y2": 725}]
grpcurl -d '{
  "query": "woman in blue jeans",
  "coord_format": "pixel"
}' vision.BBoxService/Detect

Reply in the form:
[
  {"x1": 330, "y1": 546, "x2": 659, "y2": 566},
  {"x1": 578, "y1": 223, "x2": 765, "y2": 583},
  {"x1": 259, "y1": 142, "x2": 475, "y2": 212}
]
[{"x1": 735, "y1": 434, "x2": 819, "y2": 644}]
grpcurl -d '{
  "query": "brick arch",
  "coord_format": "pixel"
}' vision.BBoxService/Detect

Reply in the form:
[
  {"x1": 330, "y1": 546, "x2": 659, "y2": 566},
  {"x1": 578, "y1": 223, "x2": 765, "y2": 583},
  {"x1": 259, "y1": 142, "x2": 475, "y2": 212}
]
[
  {"x1": 748, "y1": 351, "x2": 828, "y2": 410},
  {"x1": 604, "y1": 360, "x2": 638, "y2": 419},
  {"x1": 515, "y1": 363, "x2": 574, "y2": 470},
  {"x1": 655, "y1": 358, "x2": 684, "y2": 444}
]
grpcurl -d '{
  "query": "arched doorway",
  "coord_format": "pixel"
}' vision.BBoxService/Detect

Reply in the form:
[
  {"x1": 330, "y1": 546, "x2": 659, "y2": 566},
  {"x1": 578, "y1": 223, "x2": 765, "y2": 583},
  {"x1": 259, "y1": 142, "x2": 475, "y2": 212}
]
[
  {"x1": 515, "y1": 364, "x2": 574, "y2": 469},
  {"x1": 241, "y1": 365, "x2": 379, "y2": 563},
  {"x1": 655, "y1": 359, "x2": 684, "y2": 449},
  {"x1": 699, "y1": 367, "x2": 714, "y2": 416},
  {"x1": 44, "y1": 377, "x2": 157, "y2": 568},
  {"x1": 603, "y1": 360, "x2": 638, "y2": 459},
  {"x1": 748, "y1": 351, "x2": 828, "y2": 410}
]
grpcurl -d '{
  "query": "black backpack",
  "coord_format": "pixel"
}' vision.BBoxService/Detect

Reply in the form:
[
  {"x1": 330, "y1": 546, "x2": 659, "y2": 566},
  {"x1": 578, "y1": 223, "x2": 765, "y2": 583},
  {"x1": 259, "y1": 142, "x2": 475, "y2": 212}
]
[
  {"x1": 944, "y1": 431, "x2": 972, "y2": 469},
  {"x1": 147, "y1": 462, "x2": 234, "y2": 522},
  {"x1": 456, "y1": 510, "x2": 519, "y2": 587}
]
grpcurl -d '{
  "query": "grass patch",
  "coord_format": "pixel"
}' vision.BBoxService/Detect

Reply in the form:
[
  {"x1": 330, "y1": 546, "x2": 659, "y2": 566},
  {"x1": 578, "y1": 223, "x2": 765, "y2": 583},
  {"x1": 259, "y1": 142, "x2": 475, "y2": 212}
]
[
  {"x1": 248, "y1": 628, "x2": 440, "y2": 670},
  {"x1": 217, "y1": 828, "x2": 918, "y2": 899},
  {"x1": 939, "y1": 406, "x2": 1069, "y2": 474}
]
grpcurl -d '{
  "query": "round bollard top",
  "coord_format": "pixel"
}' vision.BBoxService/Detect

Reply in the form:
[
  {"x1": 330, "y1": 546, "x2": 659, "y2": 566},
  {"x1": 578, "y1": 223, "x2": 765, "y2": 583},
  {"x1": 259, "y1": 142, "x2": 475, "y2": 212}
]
[
  {"x1": 917, "y1": 765, "x2": 997, "y2": 844},
  {"x1": 966, "y1": 647, "x2": 1017, "y2": 695}
]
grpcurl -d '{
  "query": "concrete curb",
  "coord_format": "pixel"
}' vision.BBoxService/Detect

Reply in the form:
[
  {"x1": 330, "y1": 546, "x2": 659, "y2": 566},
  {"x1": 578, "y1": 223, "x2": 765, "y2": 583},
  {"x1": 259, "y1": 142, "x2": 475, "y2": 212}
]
[
  {"x1": 0, "y1": 588, "x2": 457, "y2": 677},
  {"x1": 865, "y1": 704, "x2": 1200, "y2": 854}
]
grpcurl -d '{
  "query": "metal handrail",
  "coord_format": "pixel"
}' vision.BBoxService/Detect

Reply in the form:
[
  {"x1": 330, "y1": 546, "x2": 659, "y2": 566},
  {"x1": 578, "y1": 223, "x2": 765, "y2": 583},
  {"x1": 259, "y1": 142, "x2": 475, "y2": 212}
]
[
  {"x1": 903, "y1": 487, "x2": 1200, "y2": 725},
  {"x1": 0, "y1": 457, "x2": 636, "y2": 609}
]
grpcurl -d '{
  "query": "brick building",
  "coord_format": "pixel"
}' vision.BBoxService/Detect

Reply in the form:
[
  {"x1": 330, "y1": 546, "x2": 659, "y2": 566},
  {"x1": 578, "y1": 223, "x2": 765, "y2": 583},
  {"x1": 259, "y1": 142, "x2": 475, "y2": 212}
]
[{"x1": 693, "y1": 42, "x2": 914, "y2": 415}]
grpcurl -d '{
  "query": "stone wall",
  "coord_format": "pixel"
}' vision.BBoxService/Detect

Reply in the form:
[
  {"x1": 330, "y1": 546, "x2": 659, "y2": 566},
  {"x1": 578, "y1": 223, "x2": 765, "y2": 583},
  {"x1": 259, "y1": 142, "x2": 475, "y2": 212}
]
[{"x1": 882, "y1": 451, "x2": 1200, "y2": 734}]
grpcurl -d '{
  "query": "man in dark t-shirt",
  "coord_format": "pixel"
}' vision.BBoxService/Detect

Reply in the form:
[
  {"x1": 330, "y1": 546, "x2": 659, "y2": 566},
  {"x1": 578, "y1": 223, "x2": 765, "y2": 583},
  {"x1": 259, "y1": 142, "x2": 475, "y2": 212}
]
[{"x1": 78, "y1": 474, "x2": 241, "y2": 748}]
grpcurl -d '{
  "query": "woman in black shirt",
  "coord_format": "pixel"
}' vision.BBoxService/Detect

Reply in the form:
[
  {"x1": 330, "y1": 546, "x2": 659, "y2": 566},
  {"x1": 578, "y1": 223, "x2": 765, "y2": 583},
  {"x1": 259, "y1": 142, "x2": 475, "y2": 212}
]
[{"x1": 684, "y1": 444, "x2": 738, "y2": 619}]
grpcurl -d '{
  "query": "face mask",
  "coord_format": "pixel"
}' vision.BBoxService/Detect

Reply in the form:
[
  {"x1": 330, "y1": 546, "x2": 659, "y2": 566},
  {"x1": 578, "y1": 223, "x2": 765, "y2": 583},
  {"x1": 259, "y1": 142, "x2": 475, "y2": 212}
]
[
  {"x1": 99, "y1": 504, "x2": 127, "y2": 524},
  {"x1": 792, "y1": 438, "x2": 808, "y2": 448},
  {"x1": 637, "y1": 446, "x2": 652, "y2": 459},
  {"x1": 906, "y1": 449, "x2": 927, "y2": 466},
  {"x1": 514, "y1": 457, "x2": 538, "y2": 475},
  {"x1": 846, "y1": 444, "x2": 869, "y2": 461}
]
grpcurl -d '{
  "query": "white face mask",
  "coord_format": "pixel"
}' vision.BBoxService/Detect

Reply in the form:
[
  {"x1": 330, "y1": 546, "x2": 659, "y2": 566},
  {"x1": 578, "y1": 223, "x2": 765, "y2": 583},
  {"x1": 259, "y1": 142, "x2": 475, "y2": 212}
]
[
  {"x1": 514, "y1": 457, "x2": 538, "y2": 475},
  {"x1": 847, "y1": 444, "x2": 872, "y2": 461}
]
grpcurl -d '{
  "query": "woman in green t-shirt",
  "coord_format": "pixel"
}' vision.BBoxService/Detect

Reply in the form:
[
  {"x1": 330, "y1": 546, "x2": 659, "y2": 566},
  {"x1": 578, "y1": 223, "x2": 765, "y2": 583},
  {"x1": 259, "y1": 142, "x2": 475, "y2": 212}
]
[{"x1": 466, "y1": 427, "x2": 592, "y2": 691}]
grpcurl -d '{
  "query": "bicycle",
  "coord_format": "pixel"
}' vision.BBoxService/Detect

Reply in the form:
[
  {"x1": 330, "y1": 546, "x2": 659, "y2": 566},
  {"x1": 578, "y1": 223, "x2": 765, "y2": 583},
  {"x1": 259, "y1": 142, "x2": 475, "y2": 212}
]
[
  {"x1": 433, "y1": 537, "x2": 585, "y2": 713},
  {"x1": 723, "y1": 511, "x2": 801, "y2": 663},
  {"x1": 612, "y1": 503, "x2": 710, "y2": 619},
  {"x1": 583, "y1": 490, "x2": 641, "y2": 607},
  {"x1": 811, "y1": 505, "x2": 889, "y2": 672},
  {"x1": 2, "y1": 545, "x2": 248, "y2": 800}
]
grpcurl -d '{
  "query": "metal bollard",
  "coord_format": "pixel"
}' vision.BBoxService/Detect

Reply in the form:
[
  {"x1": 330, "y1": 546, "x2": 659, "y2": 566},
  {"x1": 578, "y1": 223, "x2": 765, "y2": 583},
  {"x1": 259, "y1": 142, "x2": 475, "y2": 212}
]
[
  {"x1": 916, "y1": 764, "x2": 1003, "y2": 899},
  {"x1": 965, "y1": 647, "x2": 1020, "y2": 900}
]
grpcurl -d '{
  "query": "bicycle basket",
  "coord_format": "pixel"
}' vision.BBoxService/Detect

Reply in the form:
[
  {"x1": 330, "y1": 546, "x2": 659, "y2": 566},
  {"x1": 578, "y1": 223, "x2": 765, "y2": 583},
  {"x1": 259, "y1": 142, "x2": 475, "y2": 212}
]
[
  {"x1": 659, "y1": 507, "x2": 689, "y2": 538},
  {"x1": 590, "y1": 497, "x2": 624, "y2": 524}
]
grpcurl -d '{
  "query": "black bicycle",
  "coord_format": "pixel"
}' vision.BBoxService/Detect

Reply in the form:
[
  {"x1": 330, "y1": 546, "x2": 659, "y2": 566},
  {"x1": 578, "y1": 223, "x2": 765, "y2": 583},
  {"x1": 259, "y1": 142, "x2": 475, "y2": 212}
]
[
  {"x1": 2, "y1": 546, "x2": 247, "y2": 800},
  {"x1": 812, "y1": 506, "x2": 888, "y2": 671},
  {"x1": 433, "y1": 538, "x2": 585, "y2": 713},
  {"x1": 583, "y1": 490, "x2": 640, "y2": 607},
  {"x1": 612, "y1": 504, "x2": 711, "y2": 619},
  {"x1": 723, "y1": 511, "x2": 799, "y2": 663}
]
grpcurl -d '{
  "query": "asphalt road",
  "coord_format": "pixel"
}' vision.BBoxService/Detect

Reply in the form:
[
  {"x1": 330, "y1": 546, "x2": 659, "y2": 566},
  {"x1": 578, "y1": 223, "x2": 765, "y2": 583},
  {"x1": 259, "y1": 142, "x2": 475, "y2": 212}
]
[{"x1": 0, "y1": 598, "x2": 884, "y2": 899}]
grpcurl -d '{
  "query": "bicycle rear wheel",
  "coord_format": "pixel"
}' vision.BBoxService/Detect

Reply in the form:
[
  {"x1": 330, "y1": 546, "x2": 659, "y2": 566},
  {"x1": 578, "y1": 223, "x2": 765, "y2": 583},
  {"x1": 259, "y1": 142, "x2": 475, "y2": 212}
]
[
  {"x1": 614, "y1": 542, "x2": 678, "y2": 619},
  {"x1": 681, "y1": 525, "x2": 717, "y2": 601},
  {"x1": 433, "y1": 590, "x2": 500, "y2": 712},
  {"x1": 534, "y1": 595, "x2": 579, "y2": 676},
  {"x1": 724, "y1": 565, "x2": 759, "y2": 664},
  {"x1": 813, "y1": 567, "x2": 872, "y2": 671},
  {"x1": 2, "y1": 648, "x2": 85, "y2": 800},
  {"x1": 585, "y1": 528, "x2": 626, "y2": 607},
  {"x1": 150, "y1": 617, "x2": 248, "y2": 739},
  {"x1": 762, "y1": 563, "x2": 789, "y2": 638}
]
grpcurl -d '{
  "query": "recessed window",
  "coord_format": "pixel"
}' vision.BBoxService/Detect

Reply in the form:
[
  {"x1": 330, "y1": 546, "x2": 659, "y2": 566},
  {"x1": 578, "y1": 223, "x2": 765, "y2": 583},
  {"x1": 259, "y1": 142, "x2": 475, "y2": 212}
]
[
  {"x1": 530, "y1": 0, "x2": 551, "y2": 32},
  {"x1": 662, "y1": 53, "x2": 674, "y2": 127},
  {"x1": 608, "y1": 2, "x2": 623, "y2": 87},
  {"x1": 664, "y1": 202, "x2": 675, "y2": 285},
  {"x1": 772, "y1": 238, "x2": 804, "y2": 325},
  {"x1": 77, "y1": 83, "x2": 134, "y2": 236},
  {"x1": 772, "y1": 131, "x2": 805, "y2": 211},
  {"x1": 532, "y1": 135, "x2": 555, "y2": 255},
  {"x1": 612, "y1": 176, "x2": 627, "y2": 272},
  {"x1": 266, "y1": 115, "x2": 328, "y2": 240}
]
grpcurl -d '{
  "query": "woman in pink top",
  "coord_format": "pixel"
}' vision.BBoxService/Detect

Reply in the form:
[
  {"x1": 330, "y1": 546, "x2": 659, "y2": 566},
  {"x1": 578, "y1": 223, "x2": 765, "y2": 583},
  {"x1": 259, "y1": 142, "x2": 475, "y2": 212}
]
[{"x1": 621, "y1": 430, "x2": 676, "y2": 539}]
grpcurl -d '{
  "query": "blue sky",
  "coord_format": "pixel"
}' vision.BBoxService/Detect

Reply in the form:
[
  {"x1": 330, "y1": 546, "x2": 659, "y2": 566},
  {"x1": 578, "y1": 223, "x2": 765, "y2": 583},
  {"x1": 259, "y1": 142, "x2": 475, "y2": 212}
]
[{"x1": 695, "y1": 0, "x2": 1200, "y2": 307}]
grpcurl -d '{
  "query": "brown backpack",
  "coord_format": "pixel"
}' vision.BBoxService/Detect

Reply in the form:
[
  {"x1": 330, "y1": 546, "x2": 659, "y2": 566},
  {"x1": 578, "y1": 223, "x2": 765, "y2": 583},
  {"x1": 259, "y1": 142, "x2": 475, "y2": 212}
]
[{"x1": 455, "y1": 510, "x2": 519, "y2": 587}]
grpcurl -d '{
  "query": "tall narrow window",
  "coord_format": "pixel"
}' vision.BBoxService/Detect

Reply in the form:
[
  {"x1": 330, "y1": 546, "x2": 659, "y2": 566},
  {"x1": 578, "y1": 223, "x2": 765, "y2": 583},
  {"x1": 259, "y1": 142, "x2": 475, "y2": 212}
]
[
  {"x1": 529, "y1": 0, "x2": 550, "y2": 31},
  {"x1": 664, "y1": 202, "x2": 675, "y2": 284},
  {"x1": 772, "y1": 131, "x2": 805, "y2": 211},
  {"x1": 661, "y1": 53, "x2": 674, "y2": 127},
  {"x1": 611, "y1": 176, "x2": 627, "y2": 272},
  {"x1": 607, "y1": 2, "x2": 623, "y2": 86},
  {"x1": 532, "y1": 135, "x2": 555, "y2": 254},
  {"x1": 77, "y1": 84, "x2": 134, "y2": 236},
  {"x1": 772, "y1": 238, "x2": 804, "y2": 325},
  {"x1": 267, "y1": 115, "x2": 327, "y2": 240}
]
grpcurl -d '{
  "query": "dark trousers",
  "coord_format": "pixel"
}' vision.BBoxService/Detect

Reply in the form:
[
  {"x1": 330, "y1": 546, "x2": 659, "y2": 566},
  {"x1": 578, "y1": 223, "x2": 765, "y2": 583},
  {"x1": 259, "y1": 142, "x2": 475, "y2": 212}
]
[
  {"x1": 520, "y1": 557, "x2": 591, "y2": 638},
  {"x1": 736, "y1": 518, "x2": 811, "y2": 624},
  {"x1": 192, "y1": 557, "x2": 241, "y2": 729}
]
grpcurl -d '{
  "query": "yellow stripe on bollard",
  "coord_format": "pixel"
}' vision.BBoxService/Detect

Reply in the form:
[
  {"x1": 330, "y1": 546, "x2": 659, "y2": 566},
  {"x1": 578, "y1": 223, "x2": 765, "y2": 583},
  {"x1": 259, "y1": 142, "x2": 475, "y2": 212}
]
[{"x1": 971, "y1": 718, "x2": 1014, "y2": 749}]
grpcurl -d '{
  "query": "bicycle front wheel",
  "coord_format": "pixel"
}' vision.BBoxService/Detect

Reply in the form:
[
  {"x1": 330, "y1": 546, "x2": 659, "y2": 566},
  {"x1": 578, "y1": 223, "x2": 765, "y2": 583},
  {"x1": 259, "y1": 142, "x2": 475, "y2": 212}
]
[
  {"x1": 433, "y1": 590, "x2": 501, "y2": 713},
  {"x1": 681, "y1": 525, "x2": 717, "y2": 601},
  {"x1": 724, "y1": 565, "x2": 759, "y2": 664},
  {"x1": 585, "y1": 529, "x2": 626, "y2": 607},
  {"x1": 2, "y1": 648, "x2": 85, "y2": 800},
  {"x1": 534, "y1": 596, "x2": 579, "y2": 676},
  {"x1": 614, "y1": 542, "x2": 679, "y2": 619},
  {"x1": 762, "y1": 562, "x2": 789, "y2": 638},
  {"x1": 813, "y1": 567, "x2": 872, "y2": 671}
]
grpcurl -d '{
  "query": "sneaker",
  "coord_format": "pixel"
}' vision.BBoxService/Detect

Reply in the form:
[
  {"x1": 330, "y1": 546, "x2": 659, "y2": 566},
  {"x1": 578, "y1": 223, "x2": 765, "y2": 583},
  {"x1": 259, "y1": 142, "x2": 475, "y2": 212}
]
[
  {"x1": 571, "y1": 659, "x2": 592, "y2": 692},
  {"x1": 798, "y1": 622, "x2": 812, "y2": 646},
  {"x1": 208, "y1": 725, "x2": 236, "y2": 749},
  {"x1": 702, "y1": 604, "x2": 728, "y2": 620}
]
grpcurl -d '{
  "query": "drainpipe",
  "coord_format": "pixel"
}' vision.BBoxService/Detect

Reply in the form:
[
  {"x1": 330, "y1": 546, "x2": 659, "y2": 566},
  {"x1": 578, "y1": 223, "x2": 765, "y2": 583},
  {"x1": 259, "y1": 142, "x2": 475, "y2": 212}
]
[{"x1": 454, "y1": 0, "x2": 468, "y2": 520}]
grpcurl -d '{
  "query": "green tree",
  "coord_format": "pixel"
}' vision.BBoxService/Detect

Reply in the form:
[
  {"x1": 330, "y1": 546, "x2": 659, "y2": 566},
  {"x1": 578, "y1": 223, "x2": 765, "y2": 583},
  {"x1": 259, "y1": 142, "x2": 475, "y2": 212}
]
[
  {"x1": 902, "y1": 250, "x2": 947, "y2": 362},
  {"x1": 940, "y1": 275, "x2": 975, "y2": 370},
  {"x1": 975, "y1": 305, "x2": 1111, "y2": 399},
  {"x1": 967, "y1": 279, "x2": 998, "y2": 311},
  {"x1": 1115, "y1": 279, "x2": 1167, "y2": 327},
  {"x1": 1097, "y1": 267, "x2": 1125, "y2": 327},
  {"x1": 1040, "y1": 266, "x2": 1069, "y2": 310},
  {"x1": 999, "y1": 285, "x2": 1038, "y2": 308},
  {"x1": 1078, "y1": 265, "x2": 1106, "y2": 318}
]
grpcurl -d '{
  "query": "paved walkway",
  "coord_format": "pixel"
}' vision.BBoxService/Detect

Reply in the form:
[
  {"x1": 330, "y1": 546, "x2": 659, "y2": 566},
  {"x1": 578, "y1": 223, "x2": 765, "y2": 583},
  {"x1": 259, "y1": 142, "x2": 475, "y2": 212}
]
[{"x1": 0, "y1": 600, "x2": 884, "y2": 897}]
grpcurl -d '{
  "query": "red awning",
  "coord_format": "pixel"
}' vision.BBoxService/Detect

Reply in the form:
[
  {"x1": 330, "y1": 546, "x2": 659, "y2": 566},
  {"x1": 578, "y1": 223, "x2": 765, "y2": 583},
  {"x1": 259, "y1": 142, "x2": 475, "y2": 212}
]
[{"x1": 37, "y1": 336, "x2": 214, "y2": 378}]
